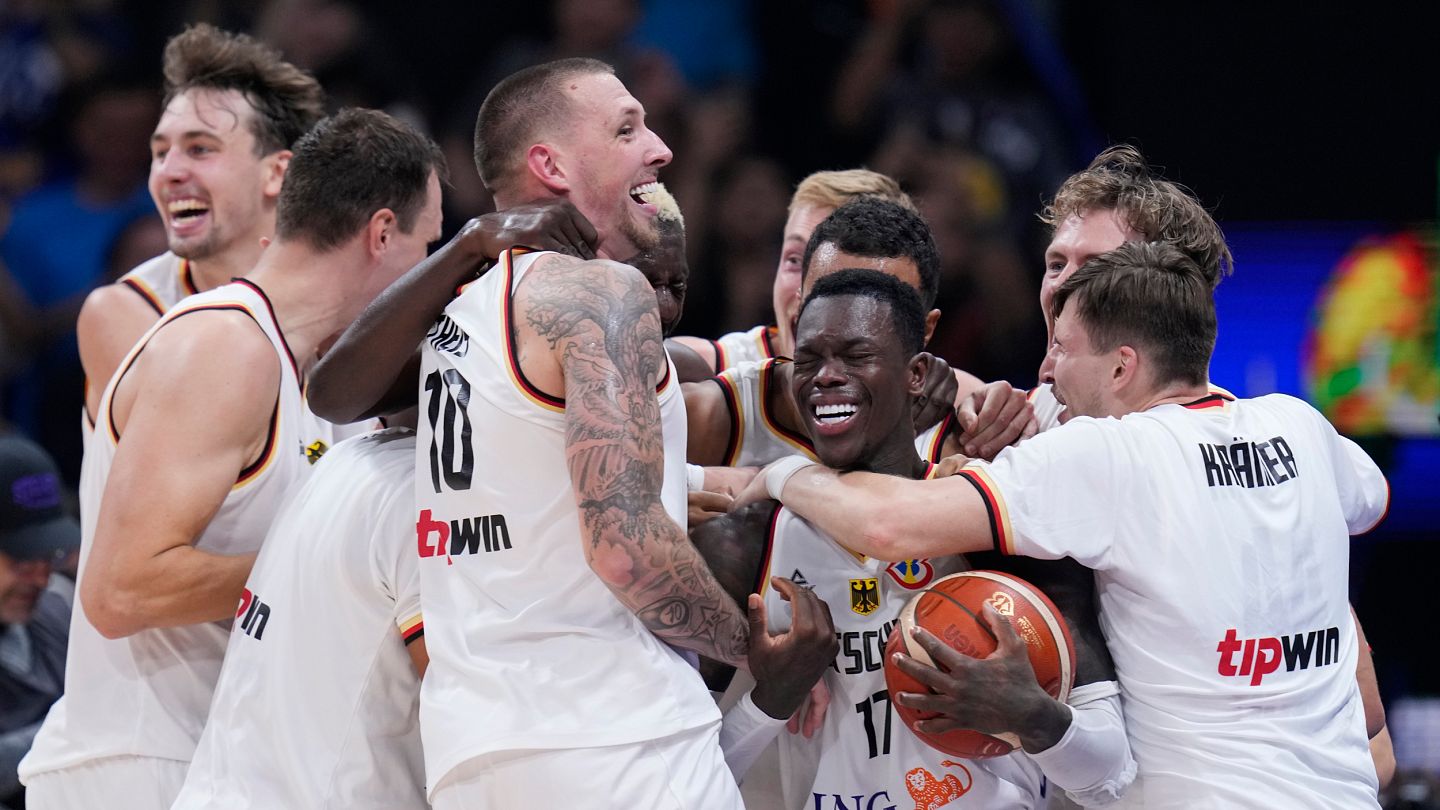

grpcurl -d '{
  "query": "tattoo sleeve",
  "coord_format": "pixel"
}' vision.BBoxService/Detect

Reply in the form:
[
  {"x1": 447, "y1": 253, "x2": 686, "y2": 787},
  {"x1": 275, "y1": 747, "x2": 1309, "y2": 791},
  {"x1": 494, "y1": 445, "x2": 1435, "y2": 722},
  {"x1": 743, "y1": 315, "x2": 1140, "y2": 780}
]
[{"x1": 525, "y1": 260, "x2": 750, "y2": 666}]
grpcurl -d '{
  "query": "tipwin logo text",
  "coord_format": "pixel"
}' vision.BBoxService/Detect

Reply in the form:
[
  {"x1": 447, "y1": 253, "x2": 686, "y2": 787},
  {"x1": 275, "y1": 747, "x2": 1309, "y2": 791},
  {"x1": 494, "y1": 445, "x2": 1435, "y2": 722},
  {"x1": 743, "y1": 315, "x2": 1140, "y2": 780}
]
[{"x1": 1216, "y1": 626, "x2": 1341, "y2": 686}]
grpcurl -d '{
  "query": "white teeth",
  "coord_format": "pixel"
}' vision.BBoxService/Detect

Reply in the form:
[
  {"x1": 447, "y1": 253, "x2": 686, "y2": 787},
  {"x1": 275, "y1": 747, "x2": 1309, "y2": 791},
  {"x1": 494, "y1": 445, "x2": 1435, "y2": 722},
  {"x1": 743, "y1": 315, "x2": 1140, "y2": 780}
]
[
  {"x1": 814, "y1": 403, "x2": 857, "y2": 424},
  {"x1": 167, "y1": 199, "x2": 208, "y2": 215},
  {"x1": 631, "y1": 181, "x2": 659, "y2": 201}
]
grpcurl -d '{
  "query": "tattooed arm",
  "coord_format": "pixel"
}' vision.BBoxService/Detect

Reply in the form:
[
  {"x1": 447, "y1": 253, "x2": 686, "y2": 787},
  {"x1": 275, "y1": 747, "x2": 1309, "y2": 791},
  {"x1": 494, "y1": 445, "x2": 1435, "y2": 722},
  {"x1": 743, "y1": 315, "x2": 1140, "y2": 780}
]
[{"x1": 518, "y1": 257, "x2": 750, "y2": 667}]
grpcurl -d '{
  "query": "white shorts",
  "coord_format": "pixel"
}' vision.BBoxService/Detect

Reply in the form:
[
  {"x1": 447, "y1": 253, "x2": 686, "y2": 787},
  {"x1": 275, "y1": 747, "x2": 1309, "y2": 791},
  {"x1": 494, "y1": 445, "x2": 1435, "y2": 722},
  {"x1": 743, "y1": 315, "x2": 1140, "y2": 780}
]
[
  {"x1": 430, "y1": 721, "x2": 742, "y2": 810},
  {"x1": 23, "y1": 755, "x2": 188, "y2": 810}
]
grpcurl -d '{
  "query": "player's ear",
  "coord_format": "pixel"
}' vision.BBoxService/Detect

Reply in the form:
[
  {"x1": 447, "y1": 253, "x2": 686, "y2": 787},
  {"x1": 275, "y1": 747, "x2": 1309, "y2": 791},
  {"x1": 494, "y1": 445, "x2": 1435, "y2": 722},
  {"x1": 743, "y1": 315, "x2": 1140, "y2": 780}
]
[
  {"x1": 1112, "y1": 344, "x2": 1139, "y2": 389},
  {"x1": 526, "y1": 142, "x2": 569, "y2": 195},
  {"x1": 923, "y1": 308, "x2": 941, "y2": 346},
  {"x1": 906, "y1": 351, "x2": 932, "y2": 397},
  {"x1": 366, "y1": 208, "x2": 397, "y2": 257},
  {"x1": 262, "y1": 150, "x2": 292, "y2": 200}
]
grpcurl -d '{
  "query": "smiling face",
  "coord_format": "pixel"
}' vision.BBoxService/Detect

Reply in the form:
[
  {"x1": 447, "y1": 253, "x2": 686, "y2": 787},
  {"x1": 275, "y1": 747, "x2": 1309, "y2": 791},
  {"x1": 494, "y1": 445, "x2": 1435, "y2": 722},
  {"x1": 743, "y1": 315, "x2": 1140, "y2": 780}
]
[
  {"x1": 556, "y1": 72, "x2": 673, "y2": 259},
  {"x1": 627, "y1": 225, "x2": 688, "y2": 336},
  {"x1": 1048, "y1": 305, "x2": 1117, "y2": 420},
  {"x1": 149, "y1": 88, "x2": 283, "y2": 262},
  {"x1": 1039, "y1": 207, "x2": 1136, "y2": 353},
  {"x1": 792, "y1": 295, "x2": 923, "y2": 471}
]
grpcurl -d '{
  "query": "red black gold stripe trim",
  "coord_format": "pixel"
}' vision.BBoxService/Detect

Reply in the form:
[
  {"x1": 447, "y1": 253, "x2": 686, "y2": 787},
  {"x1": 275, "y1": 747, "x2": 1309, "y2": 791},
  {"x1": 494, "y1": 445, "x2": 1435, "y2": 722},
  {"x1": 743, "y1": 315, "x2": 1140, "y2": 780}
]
[
  {"x1": 760, "y1": 325, "x2": 779, "y2": 359},
  {"x1": 1355, "y1": 478, "x2": 1392, "y2": 536},
  {"x1": 233, "y1": 279, "x2": 300, "y2": 381},
  {"x1": 760, "y1": 359, "x2": 815, "y2": 456},
  {"x1": 922, "y1": 411, "x2": 958, "y2": 464},
  {"x1": 711, "y1": 339, "x2": 727, "y2": 373},
  {"x1": 121, "y1": 278, "x2": 165, "y2": 315},
  {"x1": 755, "y1": 502, "x2": 784, "y2": 596},
  {"x1": 1180, "y1": 392, "x2": 1235, "y2": 411},
  {"x1": 714, "y1": 375, "x2": 743, "y2": 467},
  {"x1": 234, "y1": 399, "x2": 280, "y2": 489},
  {"x1": 500, "y1": 251, "x2": 566, "y2": 412},
  {"x1": 957, "y1": 467, "x2": 1012, "y2": 555},
  {"x1": 180, "y1": 259, "x2": 199, "y2": 296},
  {"x1": 400, "y1": 614, "x2": 425, "y2": 645}
]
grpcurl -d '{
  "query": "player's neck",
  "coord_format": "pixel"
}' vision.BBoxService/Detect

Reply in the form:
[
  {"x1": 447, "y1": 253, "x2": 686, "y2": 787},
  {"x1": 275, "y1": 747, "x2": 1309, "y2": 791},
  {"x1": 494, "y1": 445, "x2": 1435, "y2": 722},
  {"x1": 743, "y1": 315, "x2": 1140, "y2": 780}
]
[
  {"x1": 849, "y1": 432, "x2": 929, "y2": 481},
  {"x1": 243, "y1": 242, "x2": 366, "y2": 368},
  {"x1": 1135, "y1": 379, "x2": 1213, "y2": 414},
  {"x1": 188, "y1": 238, "x2": 267, "y2": 291}
]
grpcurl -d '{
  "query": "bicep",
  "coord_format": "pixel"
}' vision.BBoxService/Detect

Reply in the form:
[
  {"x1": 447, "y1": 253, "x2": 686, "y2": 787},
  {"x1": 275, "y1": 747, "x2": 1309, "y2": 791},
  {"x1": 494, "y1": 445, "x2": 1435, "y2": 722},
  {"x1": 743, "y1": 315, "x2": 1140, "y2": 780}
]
[
  {"x1": 405, "y1": 635, "x2": 429, "y2": 677},
  {"x1": 690, "y1": 503, "x2": 774, "y2": 606},
  {"x1": 669, "y1": 336, "x2": 718, "y2": 375},
  {"x1": 685, "y1": 380, "x2": 734, "y2": 466},
  {"x1": 91, "y1": 322, "x2": 279, "y2": 576},
  {"x1": 77, "y1": 286, "x2": 160, "y2": 397}
]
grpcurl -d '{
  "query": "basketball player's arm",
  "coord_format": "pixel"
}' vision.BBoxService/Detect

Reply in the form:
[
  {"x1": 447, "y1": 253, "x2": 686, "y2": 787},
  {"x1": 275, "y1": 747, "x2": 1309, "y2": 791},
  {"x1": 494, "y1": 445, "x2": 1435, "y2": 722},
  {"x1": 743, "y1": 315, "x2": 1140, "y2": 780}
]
[
  {"x1": 738, "y1": 462, "x2": 992, "y2": 561},
  {"x1": 308, "y1": 203, "x2": 599, "y2": 423},
  {"x1": 956, "y1": 380, "x2": 1037, "y2": 460},
  {"x1": 667, "y1": 335, "x2": 719, "y2": 376},
  {"x1": 1354, "y1": 608, "x2": 1396, "y2": 787},
  {"x1": 526, "y1": 260, "x2": 749, "y2": 666},
  {"x1": 405, "y1": 636, "x2": 429, "y2": 678},
  {"x1": 666, "y1": 338, "x2": 717, "y2": 382},
  {"x1": 80, "y1": 314, "x2": 278, "y2": 639},
  {"x1": 76, "y1": 283, "x2": 162, "y2": 420},
  {"x1": 683, "y1": 379, "x2": 734, "y2": 466}
]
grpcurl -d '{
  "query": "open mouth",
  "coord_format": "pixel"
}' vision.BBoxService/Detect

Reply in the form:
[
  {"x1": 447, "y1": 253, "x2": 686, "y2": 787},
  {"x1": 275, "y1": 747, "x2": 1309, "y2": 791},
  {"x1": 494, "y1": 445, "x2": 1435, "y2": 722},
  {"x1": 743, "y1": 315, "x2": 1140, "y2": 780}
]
[
  {"x1": 166, "y1": 198, "x2": 211, "y2": 233},
  {"x1": 630, "y1": 181, "x2": 660, "y2": 214},
  {"x1": 813, "y1": 402, "x2": 858, "y2": 427}
]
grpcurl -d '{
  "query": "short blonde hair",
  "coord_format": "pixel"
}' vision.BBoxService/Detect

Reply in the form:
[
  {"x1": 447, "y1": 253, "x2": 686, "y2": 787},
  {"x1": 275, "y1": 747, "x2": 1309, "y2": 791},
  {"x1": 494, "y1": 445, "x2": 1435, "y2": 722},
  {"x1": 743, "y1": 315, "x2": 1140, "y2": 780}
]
[{"x1": 788, "y1": 169, "x2": 916, "y2": 216}]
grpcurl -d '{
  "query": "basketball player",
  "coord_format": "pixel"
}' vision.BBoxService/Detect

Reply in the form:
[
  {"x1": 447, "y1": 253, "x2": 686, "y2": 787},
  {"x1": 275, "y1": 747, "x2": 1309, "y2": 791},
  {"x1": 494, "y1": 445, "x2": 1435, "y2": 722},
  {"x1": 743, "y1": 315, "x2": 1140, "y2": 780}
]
[
  {"x1": 1025, "y1": 144, "x2": 1392, "y2": 781},
  {"x1": 747, "y1": 242, "x2": 1387, "y2": 808},
  {"x1": 76, "y1": 24, "x2": 323, "y2": 425},
  {"x1": 19, "y1": 109, "x2": 445, "y2": 809},
  {"x1": 698, "y1": 269, "x2": 1132, "y2": 807},
  {"x1": 170, "y1": 428, "x2": 429, "y2": 809}
]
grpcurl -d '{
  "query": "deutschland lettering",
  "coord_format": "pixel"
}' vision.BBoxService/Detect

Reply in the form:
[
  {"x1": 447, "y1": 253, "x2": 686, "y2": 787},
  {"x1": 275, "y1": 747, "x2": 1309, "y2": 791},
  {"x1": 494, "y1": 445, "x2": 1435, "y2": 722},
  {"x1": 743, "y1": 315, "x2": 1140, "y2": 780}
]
[
  {"x1": 416, "y1": 508, "x2": 512, "y2": 564},
  {"x1": 1197, "y1": 435, "x2": 1298, "y2": 488},
  {"x1": 426, "y1": 315, "x2": 469, "y2": 357}
]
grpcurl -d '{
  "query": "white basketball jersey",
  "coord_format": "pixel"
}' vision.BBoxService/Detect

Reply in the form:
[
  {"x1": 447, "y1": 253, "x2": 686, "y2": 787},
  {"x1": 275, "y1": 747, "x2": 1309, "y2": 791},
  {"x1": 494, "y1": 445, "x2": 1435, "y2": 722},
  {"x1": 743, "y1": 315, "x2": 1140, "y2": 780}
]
[
  {"x1": 962, "y1": 391, "x2": 1385, "y2": 809},
  {"x1": 715, "y1": 358, "x2": 959, "y2": 467},
  {"x1": 415, "y1": 249, "x2": 717, "y2": 794},
  {"x1": 1030, "y1": 381, "x2": 1236, "y2": 434},
  {"x1": 174, "y1": 429, "x2": 425, "y2": 810},
  {"x1": 117, "y1": 251, "x2": 198, "y2": 315},
  {"x1": 22, "y1": 280, "x2": 336, "y2": 778},
  {"x1": 712, "y1": 324, "x2": 781, "y2": 370},
  {"x1": 761, "y1": 485, "x2": 1048, "y2": 810}
]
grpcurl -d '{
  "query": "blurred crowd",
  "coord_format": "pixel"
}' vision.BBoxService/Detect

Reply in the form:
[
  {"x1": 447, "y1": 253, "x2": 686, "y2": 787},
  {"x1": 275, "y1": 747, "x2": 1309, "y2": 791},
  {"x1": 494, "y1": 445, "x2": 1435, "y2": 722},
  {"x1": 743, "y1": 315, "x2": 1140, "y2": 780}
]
[{"x1": 0, "y1": 0, "x2": 1083, "y2": 486}]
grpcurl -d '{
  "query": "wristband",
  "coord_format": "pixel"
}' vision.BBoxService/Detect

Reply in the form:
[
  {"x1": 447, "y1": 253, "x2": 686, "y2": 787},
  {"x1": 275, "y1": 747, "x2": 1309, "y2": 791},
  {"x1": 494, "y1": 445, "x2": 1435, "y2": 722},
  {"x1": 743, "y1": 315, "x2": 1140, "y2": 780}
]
[
  {"x1": 766, "y1": 456, "x2": 816, "y2": 501},
  {"x1": 686, "y1": 463, "x2": 706, "y2": 492}
]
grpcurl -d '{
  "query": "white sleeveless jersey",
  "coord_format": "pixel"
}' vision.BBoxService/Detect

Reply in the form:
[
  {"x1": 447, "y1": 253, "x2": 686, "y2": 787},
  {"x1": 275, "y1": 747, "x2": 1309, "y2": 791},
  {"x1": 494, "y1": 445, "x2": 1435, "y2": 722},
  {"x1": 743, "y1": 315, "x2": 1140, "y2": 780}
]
[
  {"x1": 118, "y1": 251, "x2": 199, "y2": 315},
  {"x1": 760, "y1": 485, "x2": 1048, "y2": 810},
  {"x1": 963, "y1": 391, "x2": 1385, "y2": 808},
  {"x1": 415, "y1": 249, "x2": 717, "y2": 793},
  {"x1": 712, "y1": 323, "x2": 781, "y2": 370},
  {"x1": 22, "y1": 279, "x2": 337, "y2": 778},
  {"x1": 174, "y1": 429, "x2": 425, "y2": 810},
  {"x1": 714, "y1": 358, "x2": 959, "y2": 467}
]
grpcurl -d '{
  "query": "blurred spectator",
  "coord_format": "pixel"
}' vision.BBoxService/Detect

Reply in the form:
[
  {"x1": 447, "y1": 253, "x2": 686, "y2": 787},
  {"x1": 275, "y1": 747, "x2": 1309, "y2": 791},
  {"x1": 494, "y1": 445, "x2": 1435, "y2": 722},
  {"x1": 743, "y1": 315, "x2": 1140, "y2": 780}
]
[
  {"x1": 693, "y1": 156, "x2": 789, "y2": 336},
  {"x1": 0, "y1": 76, "x2": 156, "y2": 484},
  {"x1": 832, "y1": 0, "x2": 1070, "y2": 240},
  {"x1": 0, "y1": 434, "x2": 79, "y2": 810}
]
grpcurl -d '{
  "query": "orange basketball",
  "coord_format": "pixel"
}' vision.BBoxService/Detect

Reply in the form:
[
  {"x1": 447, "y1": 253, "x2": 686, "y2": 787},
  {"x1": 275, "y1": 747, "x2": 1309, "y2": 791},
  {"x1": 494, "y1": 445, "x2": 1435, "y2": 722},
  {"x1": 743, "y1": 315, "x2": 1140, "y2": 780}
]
[{"x1": 883, "y1": 570, "x2": 1076, "y2": 758}]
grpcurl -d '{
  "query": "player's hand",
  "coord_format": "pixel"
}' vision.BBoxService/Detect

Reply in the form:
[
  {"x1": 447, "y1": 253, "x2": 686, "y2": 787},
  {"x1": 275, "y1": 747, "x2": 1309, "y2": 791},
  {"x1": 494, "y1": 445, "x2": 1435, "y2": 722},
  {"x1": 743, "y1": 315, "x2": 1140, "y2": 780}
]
[
  {"x1": 892, "y1": 604, "x2": 1068, "y2": 751},
  {"x1": 465, "y1": 200, "x2": 598, "y2": 261},
  {"x1": 704, "y1": 465, "x2": 759, "y2": 497},
  {"x1": 787, "y1": 679, "x2": 831, "y2": 739},
  {"x1": 730, "y1": 461, "x2": 777, "y2": 512},
  {"x1": 688, "y1": 490, "x2": 731, "y2": 527},
  {"x1": 956, "y1": 382, "x2": 1035, "y2": 460},
  {"x1": 912, "y1": 352, "x2": 959, "y2": 432},
  {"x1": 749, "y1": 577, "x2": 839, "y2": 727},
  {"x1": 932, "y1": 453, "x2": 973, "y2": 479}
]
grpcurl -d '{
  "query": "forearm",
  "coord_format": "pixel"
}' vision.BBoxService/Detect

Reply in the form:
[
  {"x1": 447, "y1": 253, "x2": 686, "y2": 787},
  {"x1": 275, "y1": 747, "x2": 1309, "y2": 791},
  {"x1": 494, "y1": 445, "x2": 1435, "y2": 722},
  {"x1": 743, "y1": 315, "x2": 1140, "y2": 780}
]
[
  {"x1": 591, "y1": 506, "x2": 750, "y2": 667},
  {"x1": 770, "y1": 462, "x2": 986, "y2": 560},
  {"x1": 1027, "y1": 683, "x2": 1136, "y2": 806},
  {"x1": 84, "y1": 545, "x2": 257, "y2": 638},
  {"x1": 310, "y1": 233, "x2": 486, "y2": 423}
]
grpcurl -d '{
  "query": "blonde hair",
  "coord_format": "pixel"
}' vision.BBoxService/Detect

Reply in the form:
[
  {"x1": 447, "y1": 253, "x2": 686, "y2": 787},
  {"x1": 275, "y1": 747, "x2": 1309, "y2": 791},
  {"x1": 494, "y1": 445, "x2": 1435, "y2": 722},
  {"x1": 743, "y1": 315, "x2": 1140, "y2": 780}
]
[
  {"x1": 788, "y1": 169, "x2": 916, "y2": 216},
  {"x1": 641, "y1": 182, "x2": 684, "y2": 228}
]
